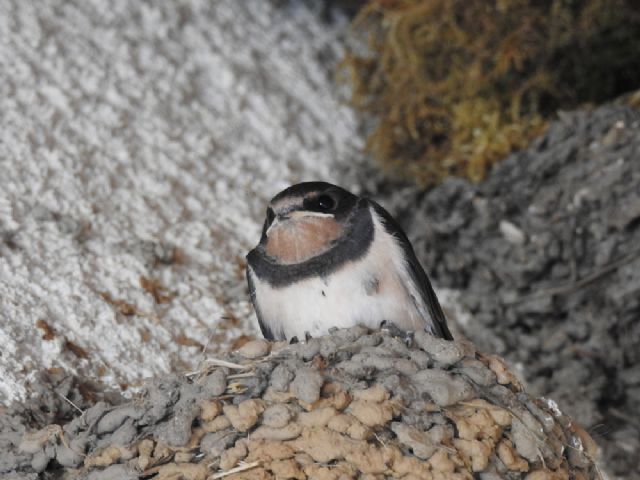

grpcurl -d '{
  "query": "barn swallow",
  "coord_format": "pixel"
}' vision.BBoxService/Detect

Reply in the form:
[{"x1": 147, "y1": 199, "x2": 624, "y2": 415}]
[{"x1": 246, "y1": 182, "x2": 453, "y2": 342}]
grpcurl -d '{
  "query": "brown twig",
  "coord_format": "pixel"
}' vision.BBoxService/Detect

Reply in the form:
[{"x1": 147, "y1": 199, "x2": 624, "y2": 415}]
[{"x1": 209, "y1": 461, "x2": 261, "y2": 479}]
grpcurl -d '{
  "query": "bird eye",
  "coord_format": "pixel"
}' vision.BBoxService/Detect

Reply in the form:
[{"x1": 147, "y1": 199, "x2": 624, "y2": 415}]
[{"x1": 317, "y1": 194, "x2": 335, "y2": 210}]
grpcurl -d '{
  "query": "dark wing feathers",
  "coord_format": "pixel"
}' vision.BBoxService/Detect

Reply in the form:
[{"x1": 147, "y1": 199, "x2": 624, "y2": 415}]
[
  {"x1": 246, "y1": 266, "x2": 276, "y2": 340},
  {"x1": 369, "y1": 200, "x2": 454, "y2": 340}
]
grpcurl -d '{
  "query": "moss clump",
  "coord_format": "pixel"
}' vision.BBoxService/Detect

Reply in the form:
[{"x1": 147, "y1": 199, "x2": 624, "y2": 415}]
[{"x1": 342, "y1": 0, "x2": 640, "y2": 185}]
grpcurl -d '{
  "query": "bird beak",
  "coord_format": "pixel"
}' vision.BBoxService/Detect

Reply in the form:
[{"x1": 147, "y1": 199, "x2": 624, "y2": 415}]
[{"x1": 266, "y1": 210, "x2": 334, "y2": 237}]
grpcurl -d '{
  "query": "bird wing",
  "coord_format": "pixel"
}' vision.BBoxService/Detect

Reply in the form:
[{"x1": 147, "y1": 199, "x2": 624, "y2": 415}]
[
  {"x1": 246, "y1": 263, "x2": 276, "y2": 340},
  {"x1": 369, "y1": 200, "x2": 453, "y2": 340}
]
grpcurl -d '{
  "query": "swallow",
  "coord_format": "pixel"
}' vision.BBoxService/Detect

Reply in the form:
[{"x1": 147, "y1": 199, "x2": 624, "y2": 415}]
[{"x1": 246, "y1": 182, "x2": 453, "y2": 342}]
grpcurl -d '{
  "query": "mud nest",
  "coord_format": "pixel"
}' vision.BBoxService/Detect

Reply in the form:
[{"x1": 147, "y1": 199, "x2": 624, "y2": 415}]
[
  {"x1": 342, "y1": 0, "x2": 640, "y2": 185},
  {"x1": 2, "y1": 326, "x2": 601, "y2": 480}
]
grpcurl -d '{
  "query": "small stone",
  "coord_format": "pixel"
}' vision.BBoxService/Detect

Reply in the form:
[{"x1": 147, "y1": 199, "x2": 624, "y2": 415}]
[
  {"x1": 511, "y1": 419, "x2": 540, "y2": 462},
  {"x1": 524, "y1": 399, "x2": 555, "y2": 432},
  {"x1": 96, "y1": 407, "x2": 138, "y2": 435},
  {"x1": 155, "y1": 399, "x2": 200, "y2": 447},
  {"x1": 413, "y1": 331, "x2": 466, "y2": 366},
  {"x1": 411, "y1": 370, "x2": 474, "y2": 406},
  {"x1": 202, "y1": 370, "x2": 227, "y2": 397},
  {"x1": 19, "y1": 425, "x2": 62, "y2": 454},
  {"x1": 319, "y1": 337, "x2": 341, "y2": 357},
  {"x1": 457, "y1": 359, "x2": 497, "y2": 386},
  {"x1": 55, "y1": 442, "x2": 84, "y2": 467},
  {"x1": 354, "y1": 333, "x2": 383, "y2": 347},
  {"x1": 395, "y1": 358, "x2": 419, "y2": 375},
  {"x1": 290, "y1": 368, "x2": 324, "y2": 404},
  {"x1": 391, "y1": 423, "x2": 438, "y2": 460},
  {"x1": 109, "y1": 418, "x2": 137, "y2": 446},
  {"x1": 332, "y1": 324, "x2": 369, "y2": 342},
  {"x1": 82, "y1": 402, "x2": 110, "y2": 428},
  {"x1": 251, "y1": 423, "x2": 302, "y2": 440},
  {"x1": 292, "y1": 338, "x2": 321, "y2": 360},
  {"x1": 262, "y1": 404, "x2": 293, "y2": 428},
  {"x1": 270, "y1": 364, "x2": 294, "y2": 392},
  {"x1": 500, "y1": 220, "x2": 526, "y2": 245},
  {"x1": 31, "y1": 450, "x2": 51, "y2": 473},
  {"x1": 410, "y1": 350, "x2": 431, "y2": 369},
  {"x1": 352, "y1": 352, "x2": 394, "y2": 370},
  {"x1": 200, "y1": 431, "x2": 238, "y2": 457}
]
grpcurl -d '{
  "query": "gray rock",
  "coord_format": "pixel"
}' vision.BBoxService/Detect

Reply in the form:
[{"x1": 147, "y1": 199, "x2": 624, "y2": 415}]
[
  {"x1": 154, "y1": 396, "x2": 200, "y2": 447},
  {"x1": 456, "y1": 359, "x2": 497, "y2": 387},
  {"x1": 351, "y1": 353, "x2": 394, "y2": 370},
  {"x1": 86, "y1": 464, "x2": 138, "y2": 480},
  {"x1": 107, "y1": 418, "x2": 137, "y2": 447},
  {"x1": 290, "y1": 339, "x2": 321, "y2": 361},
  {"x1": 200, "y1": 431, "x2": 239, "y2": 457},
  {"x1": 138, "y1": 380, "x2": 181, "y2": 427},
  {"x1": 79, "y1": 402, "x2": 110, "y2": 430},
  {"x1": 96, "y1": 406, "x2": 139, "y2": 435},
  {"x1": 30, "y1": 450, "x2": 51, "y2": 473},
  {"x1": 409, "y1": 350, "x2": 431, "y2": 369},
  {"x1": 262, "y1": 404, "x2": 293, "y2": 428},
  {"x1": 413, "y1": 331, "x2": 465, "y2": 366},
  {"x1": 55, "y1": 441, "x2": 84, "y2": 468},
  {"x1": 290, "y1": 368, "x2": 324, "y2": 404},
  {"x1": 203, "y1": 370, "x2": 228, "y2": 397},
  {"x1": 411, "y1": 370, "x2": 474, "y2": 406},
  {"x1": 391, "y1": 423, "x2": 438, "y2": 459},
  {"x1": 511, "y1": 419, "x2": 540, "y2": 463},
  {"x1": 270, "y1": 364, "x2": 294, "y2": 392}
]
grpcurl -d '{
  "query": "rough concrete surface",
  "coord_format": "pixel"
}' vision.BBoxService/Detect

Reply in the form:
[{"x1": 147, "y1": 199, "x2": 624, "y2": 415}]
[
  {"x1": 0, "y1": 0, "x2": 367, "y2": 403},
  {"x1": 0, "y1": 326, "x2": 602, "y2": 479},
  {"x1": 392, "y1": 103, "x2": 640, "y2": 479}
]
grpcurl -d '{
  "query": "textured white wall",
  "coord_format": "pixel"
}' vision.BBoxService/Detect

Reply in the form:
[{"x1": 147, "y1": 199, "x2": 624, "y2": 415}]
[{"x1": 0, "y1": 0, "x2": 366, "y2": 403}]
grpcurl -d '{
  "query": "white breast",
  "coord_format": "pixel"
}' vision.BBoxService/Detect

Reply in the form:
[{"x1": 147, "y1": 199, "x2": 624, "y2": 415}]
[{"x1": 248, "y1": 207, "x2": 429, "y2": 340}]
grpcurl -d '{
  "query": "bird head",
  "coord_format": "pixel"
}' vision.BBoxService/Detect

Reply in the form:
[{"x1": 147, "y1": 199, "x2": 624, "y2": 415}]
[{"x1": 258, "y1": 182, "x2": 359, "y2": 265}]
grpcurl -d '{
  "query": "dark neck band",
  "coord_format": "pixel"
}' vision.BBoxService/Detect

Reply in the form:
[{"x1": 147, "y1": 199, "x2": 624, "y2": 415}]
[{"x1": 247, "y1": 200, "x2": 374, "y2": 288}]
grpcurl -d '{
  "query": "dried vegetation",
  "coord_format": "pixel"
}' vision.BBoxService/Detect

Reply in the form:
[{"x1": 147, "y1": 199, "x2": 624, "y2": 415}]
[{"x1": 341, "y1": 0, "x2": 640, "y2": 184}]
